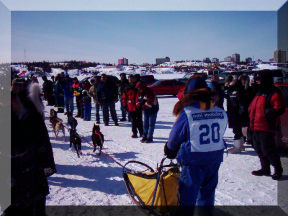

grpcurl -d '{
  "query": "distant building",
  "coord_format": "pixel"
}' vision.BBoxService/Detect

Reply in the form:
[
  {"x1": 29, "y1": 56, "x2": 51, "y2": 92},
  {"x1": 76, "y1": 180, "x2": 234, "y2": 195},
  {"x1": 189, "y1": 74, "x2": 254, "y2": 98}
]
[
  {"x1": 269, "y1": 58, "x2": 276, "y2": 62},
  {"x1": 156, "y1": 57, "x2": 170, "y2": 65},
  {"x1": 211, "y1": 58, "x2": 219, "y2": 63},
  {"x1": 274, "y1": 50, "x2": 287, "y2": 63},
  {"x1": 245, "y1": 57, "x2": 253, "y2": 63},
  {"x1": 118, "y1": 58, "x2": 128, "y2": 66},
  {"x1": 224, "y1": 56, "x2": 233, "y2": 62},
  {"x1": 232, "y1": 53, "x2": 240, "y2": 63},
  {"x1": 203, "y1": 57, "x2": 211, "y2": 63}
]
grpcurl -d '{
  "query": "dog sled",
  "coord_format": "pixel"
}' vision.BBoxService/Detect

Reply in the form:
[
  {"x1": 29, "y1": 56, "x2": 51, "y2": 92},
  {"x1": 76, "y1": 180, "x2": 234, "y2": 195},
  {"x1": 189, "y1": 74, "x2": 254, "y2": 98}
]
[{"x1": 122, "y1": 157, "x2": 180, "y2": 215}]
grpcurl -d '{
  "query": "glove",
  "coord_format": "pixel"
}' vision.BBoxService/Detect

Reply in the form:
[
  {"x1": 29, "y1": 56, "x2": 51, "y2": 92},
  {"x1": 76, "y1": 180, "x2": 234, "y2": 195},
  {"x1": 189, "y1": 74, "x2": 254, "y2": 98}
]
[
  {"x1": 44, "y1": 167, "x2": 56, "y2": 177},
  {"x1": 164, "y1": 142, "x2": 178, "y2": 159}
]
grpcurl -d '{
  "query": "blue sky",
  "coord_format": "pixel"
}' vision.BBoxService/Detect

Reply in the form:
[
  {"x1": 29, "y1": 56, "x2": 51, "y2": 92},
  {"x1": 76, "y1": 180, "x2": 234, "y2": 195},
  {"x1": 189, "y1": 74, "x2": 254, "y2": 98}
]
[{"x1": 11, "y1": 11, "x2": 277, "y2": 64}]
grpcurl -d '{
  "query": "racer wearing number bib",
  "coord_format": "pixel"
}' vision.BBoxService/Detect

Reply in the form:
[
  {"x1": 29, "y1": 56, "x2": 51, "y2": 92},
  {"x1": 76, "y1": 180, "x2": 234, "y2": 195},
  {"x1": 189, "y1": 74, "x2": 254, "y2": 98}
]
[
  {"x1": 164, "y1": 76, "x2": 228, "y2": 207},
  {"x1": 176, "y1": 105, "x2": 227, "y2": 165}
]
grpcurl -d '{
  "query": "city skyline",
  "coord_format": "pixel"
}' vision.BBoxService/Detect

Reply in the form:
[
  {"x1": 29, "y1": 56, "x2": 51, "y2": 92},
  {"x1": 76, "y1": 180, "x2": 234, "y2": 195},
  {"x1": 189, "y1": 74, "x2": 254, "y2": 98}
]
[{"x1": 11, "y1": 11, "x2": 277, "y2": 64}]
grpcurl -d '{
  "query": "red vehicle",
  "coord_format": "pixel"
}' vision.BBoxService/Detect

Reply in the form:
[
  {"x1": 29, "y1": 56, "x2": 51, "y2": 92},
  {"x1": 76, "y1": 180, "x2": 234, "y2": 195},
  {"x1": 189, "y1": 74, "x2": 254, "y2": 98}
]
[{"x1": 148, "y1": 79, "x2": 185, "y2": 96}]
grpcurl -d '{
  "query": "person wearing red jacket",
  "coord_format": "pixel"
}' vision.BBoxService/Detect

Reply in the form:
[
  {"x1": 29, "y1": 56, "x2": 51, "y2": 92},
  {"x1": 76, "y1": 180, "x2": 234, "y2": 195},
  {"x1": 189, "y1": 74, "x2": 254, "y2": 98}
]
[
  {"x1": 72, "y1": 77, "x2": 83, "y2": 118},
  {"x1": 122, "y1": 75, "x2": 143, "y2": 138},
  {"x1": 136, "y1": 81, "x2": 159, "y2": 143},
  {"x1": 249, "y1": 71, "x2": 286, "y2": 180}
]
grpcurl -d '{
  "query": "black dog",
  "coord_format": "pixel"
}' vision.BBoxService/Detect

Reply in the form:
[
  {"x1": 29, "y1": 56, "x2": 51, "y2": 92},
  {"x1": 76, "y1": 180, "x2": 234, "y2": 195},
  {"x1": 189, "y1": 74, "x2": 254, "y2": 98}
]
[
  {"x1": 70, "y1": 128, "x2": 82, "y2": 158},
  {"x1": 92, "y1": 124, "x2": 104, "y2": 155},
  {"x1": 65, "y1": 111, "x2": 82, "y2": 157},
  {"x1": 65, "y1": 111, "x2": 78, "y2": 130}
]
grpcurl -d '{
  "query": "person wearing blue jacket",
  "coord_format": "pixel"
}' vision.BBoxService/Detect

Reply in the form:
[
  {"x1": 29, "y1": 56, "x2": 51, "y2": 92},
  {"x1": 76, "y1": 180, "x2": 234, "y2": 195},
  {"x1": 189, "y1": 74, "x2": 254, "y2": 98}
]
[
  {"x1": 63, "y1": 75, "x2": 74, "y2": 114},
  {"x1": 164, "y1": 75, "x2": 228, "y2": 208},
  {"x1": 54, "y1": 75, "x2": 65, "y2": 113}
]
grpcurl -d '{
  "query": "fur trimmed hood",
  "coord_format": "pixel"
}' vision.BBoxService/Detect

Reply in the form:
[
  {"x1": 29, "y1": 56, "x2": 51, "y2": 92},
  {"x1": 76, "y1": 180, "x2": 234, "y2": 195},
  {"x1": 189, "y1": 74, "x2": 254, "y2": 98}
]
[
  {"x1": 28, "y1": 83, "x2": 44, "y2": 115},
  {"x1": 173, "y1": 87, "x2": 213, "y2": 116}
]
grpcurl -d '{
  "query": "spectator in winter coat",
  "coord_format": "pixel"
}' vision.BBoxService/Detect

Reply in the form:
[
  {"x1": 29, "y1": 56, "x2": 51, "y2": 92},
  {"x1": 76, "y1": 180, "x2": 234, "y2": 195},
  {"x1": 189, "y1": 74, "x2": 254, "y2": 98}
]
[
  {"x1": 6, "y1": 81, "x2": 56, "y2": 216},
  {"x1": 224, "y1": 76, "x2": 245, "y2": 153},
  {"x1": 82, "y1": 90, "x2": 92, "y2": 121},
  {"x1": 52, "y1": 75, "x2": 58, "y2": 108},
  {"x1": 41, "y1": 76, "x2": 54, "y2": 106},
  {"x1": 226, "y1": 75, "x2": 255, "y2": 153},
  {"x1": 238, "y1": 75, "x2": 255, "y2": 145},
  {"x1": 249, "y1": 71, "x2": 286, "y2": 180},
  {"x1": 122, "y1": 75, "x2": 143, "y2": 138},
  {"x1": 89, "y1": 77, "x2": 101, "y2": 123},
  {"x1": 54, "y1": 75, "x2": 65, "y2": 113},
  {"x1": 118, "y1": 73, "x2": 129, "y2": 121},
  {"x1": 136, "y1": 81, "x2": 159, "y2": 143},
  {"x1": 97, "y1": 74, "x2": 119, "y2": 126},
  {"x1": 72, "y1": 77, "x2": 83, "y2": 118},
  {"x1": 63, "y1": 75, "x2": 74, "y2": 114},
  {"x1": 164, "y1": 75, "x2": 228, "y2": 209}
]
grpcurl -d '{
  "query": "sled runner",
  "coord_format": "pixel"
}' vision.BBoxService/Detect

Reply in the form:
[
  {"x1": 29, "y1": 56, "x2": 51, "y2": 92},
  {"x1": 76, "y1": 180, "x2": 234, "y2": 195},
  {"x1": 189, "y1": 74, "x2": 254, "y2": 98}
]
[{"x1": 122, "y1": 157, "x2": 180, "y2": 215}]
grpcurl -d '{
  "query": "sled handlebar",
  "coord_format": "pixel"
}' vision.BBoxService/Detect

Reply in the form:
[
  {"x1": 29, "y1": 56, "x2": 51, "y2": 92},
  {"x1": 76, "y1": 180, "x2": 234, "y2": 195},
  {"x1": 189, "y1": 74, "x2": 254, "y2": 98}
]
[{"x1": 123, "y1": 160, "x2": 155, "y2": 173}]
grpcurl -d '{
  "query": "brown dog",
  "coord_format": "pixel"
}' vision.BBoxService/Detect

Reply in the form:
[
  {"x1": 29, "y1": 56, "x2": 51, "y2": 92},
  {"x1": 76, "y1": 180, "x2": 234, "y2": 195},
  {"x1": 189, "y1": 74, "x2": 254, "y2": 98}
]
[{"x1": 49, "y1": 109, "x2": 65, "y2": 139}]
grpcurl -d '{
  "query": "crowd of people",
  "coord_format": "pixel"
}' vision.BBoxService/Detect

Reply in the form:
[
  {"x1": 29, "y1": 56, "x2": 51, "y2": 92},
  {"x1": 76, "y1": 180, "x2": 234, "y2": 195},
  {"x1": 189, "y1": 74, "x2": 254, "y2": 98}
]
[
  {"x1": 7, "y1": 70, "x2": 286, "y2": 215},
  {"x1": 211, "y1": 72, "x2": 285, "y2": 180},
  {"x1": 41, "y1": 72, "x2": 159, "y2": 143}
]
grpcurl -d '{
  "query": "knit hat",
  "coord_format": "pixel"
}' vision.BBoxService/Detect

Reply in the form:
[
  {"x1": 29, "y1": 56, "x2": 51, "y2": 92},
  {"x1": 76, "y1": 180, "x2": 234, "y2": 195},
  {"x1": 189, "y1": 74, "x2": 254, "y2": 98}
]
[{"x1": 184, "y1": 77, "x2": 207, "y2": 94}]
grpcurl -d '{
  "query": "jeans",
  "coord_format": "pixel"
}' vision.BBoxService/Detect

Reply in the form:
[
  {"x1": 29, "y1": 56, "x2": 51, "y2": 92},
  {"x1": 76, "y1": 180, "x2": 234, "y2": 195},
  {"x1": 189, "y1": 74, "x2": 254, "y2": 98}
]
[
  {"x1": 120, "y1": 100, "x2": 127, "y2": 119},
  {"x1": 95, "y1": 103, "x2": 100, "y2": 123},
  {"x1": 65, "y1": 96, "x2": 74, "y2": 114},
  {"x1": 101, "y1": 101, "x2": 118, "y2": 124},
  {"x1": 143, "y1": 111, "x2": 158, "y2": 139},
  {"x1": 83, "y1": 103, "x2": 92, "y2": 121},
  {"x1": 178, "y1": 162, "x2": 221, "y2": 206}
]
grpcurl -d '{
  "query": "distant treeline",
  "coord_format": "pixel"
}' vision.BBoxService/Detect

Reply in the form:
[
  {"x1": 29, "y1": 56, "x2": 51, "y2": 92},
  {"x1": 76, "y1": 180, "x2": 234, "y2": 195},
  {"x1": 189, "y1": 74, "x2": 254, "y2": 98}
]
[{"x1": 10, "y1": 61, "x2": 114, "y2": 73}]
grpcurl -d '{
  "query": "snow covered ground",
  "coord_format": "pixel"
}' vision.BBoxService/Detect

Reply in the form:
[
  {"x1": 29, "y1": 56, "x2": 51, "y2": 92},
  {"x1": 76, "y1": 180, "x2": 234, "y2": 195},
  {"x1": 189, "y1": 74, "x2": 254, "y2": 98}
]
[{"x1": 41, "y1": 73, "x2": 277, "y2": 206}]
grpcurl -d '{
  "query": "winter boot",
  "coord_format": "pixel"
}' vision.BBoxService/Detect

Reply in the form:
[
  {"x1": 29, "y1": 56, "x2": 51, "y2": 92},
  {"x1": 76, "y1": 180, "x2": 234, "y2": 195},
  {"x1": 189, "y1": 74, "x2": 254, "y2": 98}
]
[
  {"x1": 141, "y1": 137, "x2": 147, "y2": 143},
  {"x1": 131, "y1": 134, "x2": 138, "y2": 138},
  {"x1": 228, "y1": 138, "x2": 244, "y2": 154},
  {"x1": 272, "y1": 167, "x2": 283, "y2": 180},
  {"x1": 145, "y1": 138, "x2": 153, "y2": 143},
  {"x1": 252, "y1": 169, "x2": 271, "y2": 176}
]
